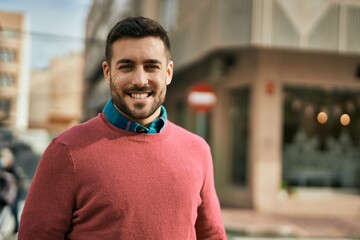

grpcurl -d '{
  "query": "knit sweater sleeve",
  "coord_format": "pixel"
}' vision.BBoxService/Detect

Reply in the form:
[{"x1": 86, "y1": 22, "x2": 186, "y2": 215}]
[
  {"x1": 18, "y1": 139, "x2": 75, "y2": 239},
  {"x1": 195, "y1": 144, "x2": 227, "y2": 240}
]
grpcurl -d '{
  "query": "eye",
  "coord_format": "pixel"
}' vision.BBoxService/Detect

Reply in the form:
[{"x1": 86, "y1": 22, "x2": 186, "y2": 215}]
[
  {"x1": 144, "y1": 65, "x2": 160, "y2": 72},
  {"x1": 118, "y1": 64, "x2": 134, "y2": 71}
]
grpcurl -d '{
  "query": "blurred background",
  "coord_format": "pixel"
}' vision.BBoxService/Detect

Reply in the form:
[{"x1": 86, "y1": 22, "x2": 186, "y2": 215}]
[{"x1": 0, "y1": 0, "x2": 360, "y2": 239}]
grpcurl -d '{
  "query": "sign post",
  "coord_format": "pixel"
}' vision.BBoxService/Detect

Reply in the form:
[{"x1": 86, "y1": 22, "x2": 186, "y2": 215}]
[{"x1": 186, "y1": 83, "x2": 218, "y2": 138}]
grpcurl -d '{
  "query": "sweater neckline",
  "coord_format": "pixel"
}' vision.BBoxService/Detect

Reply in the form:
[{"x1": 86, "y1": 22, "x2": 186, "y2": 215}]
[{"x1": 100, "y1": 113, "x2": 172, "y2": 142}]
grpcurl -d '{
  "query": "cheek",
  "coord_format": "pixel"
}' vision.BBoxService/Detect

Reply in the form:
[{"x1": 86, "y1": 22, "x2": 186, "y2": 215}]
[
  {"x1": 111, "y1": 74, "x2": 128, "y2": 86},
  {"x1": 109, "y1": 77, "x2": 124, "y2": 91},
  {"x1": 155, "y1": 72, "x2": 169, "y2": 85}
]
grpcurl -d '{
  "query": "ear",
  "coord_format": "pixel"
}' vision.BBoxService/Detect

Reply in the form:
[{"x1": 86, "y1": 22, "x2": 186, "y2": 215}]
[
  {"x1": 166, "y1": 60, "x2": 173, "y2": 85},
  {"x1": 102, "y1": 61, "x2": 111, "y2": 85}
]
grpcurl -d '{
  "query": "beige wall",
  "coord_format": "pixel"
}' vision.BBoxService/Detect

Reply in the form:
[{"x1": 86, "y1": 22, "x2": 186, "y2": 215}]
[
  {"x1": 48, "y1": 52, "x2": 84, "y2": 133},
  {"x1": 0, "y1": 11, "x2": 25, "y2": 129},
  {"x1": 29, "y1": 69, "x2": 51, "y2": 128},
  {"x1": 0, "y1": 11, "x2": 23, "y2": 28},
  {"x1": 28, "y1": 52, "x2": 84, "y2": 135}
]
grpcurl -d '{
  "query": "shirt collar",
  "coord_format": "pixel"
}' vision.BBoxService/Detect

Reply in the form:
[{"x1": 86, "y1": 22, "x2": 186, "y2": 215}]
[{"x1": 103, "y1": 98, "x2": 167, "y2": 134}]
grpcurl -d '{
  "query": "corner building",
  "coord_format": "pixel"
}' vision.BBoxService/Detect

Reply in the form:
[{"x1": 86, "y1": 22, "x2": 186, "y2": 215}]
[{"x1": 83, "y1": 0, "x2": 360, "y2": 217}]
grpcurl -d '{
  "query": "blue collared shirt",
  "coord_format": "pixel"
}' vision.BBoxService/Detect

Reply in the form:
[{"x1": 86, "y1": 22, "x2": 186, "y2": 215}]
[{"x1": 103, "y1": 98, "x2": 167, "y2": 134}]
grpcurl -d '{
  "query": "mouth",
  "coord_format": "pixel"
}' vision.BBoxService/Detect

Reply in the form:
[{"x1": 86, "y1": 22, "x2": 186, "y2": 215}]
[
  {"x1": 126, "y1": 90, "x2": 154, "y2": 101},
  {"x1": 128, "y1": 93, "x2": 151, "y2": 99},
  {"x1": 124, "y1": 86, "x2": 154, "y2": 101}
]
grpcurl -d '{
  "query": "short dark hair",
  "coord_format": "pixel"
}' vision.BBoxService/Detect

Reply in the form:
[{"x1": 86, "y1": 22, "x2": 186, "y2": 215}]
[{"x1": 105, "y1": 16, "x2": 171, "y2": 63}]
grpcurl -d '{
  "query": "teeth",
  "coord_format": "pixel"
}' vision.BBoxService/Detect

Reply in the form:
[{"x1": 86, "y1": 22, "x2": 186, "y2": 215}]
[{"x1": 131, "y1": 93, "x2": 149, "y2": 99}]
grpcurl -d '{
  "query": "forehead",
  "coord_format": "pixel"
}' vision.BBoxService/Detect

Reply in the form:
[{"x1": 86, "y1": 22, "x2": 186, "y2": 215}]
[{"x1": 111, "y1": 37, "x2": 167, "y2": 62}]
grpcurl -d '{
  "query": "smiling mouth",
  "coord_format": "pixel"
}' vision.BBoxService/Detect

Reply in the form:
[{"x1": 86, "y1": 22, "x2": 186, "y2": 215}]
[
  {"x1": 125, "y1": 86, "x2": 154, "y2": 100},
  {"x1": 131, "y1": 93, "x2": 150, "y2": 99}
]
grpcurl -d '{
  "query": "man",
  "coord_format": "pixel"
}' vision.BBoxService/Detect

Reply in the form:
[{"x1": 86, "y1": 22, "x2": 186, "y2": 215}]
[{"x1": 18, "y1": 16, "x2": 226, "y2": 239}]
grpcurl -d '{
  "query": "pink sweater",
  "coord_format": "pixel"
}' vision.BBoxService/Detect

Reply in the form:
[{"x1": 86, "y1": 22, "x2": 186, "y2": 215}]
[{"x1": 19, "y1": 114, "x2": 226, "y2": 239}]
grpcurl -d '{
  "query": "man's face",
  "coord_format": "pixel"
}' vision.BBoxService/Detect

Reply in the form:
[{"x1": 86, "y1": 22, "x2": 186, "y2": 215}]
[{"x1": 102, "y1": 37, "x2": 173, "y2": 126}]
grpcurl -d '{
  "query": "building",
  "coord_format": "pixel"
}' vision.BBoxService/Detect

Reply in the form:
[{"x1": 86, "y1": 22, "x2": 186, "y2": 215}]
[
  {"x1": 84, "y1": 0, "x2": 360, "y2": 217},
  {"x1": 26, "y1": 52, "x2": 84, "y2": 154},
  {"x1": 29, "y1": 69, "x2": 51, "y2": 129},
  {"x1": 167, "y1": 0, "x2": 360, "y2": 216},
  {"x1": 28, "y1": 52, "x2": 84, "y2": 136},
  {"x1": 47, "y1": 52, "x2": 84, "y2": 134},
  {"x1": 0, "y1": 10, "x2": 30, "y2": 132}
]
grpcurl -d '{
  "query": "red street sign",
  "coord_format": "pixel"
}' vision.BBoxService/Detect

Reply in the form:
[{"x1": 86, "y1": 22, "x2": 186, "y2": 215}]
[{"x1": 186, "y1": 83, "x2": 218, "y2": 112}]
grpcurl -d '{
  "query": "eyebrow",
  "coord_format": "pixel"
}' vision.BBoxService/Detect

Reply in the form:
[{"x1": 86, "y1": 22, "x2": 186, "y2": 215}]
[
  {"x1": 115, "y1": 58, "x2": 162, "y2": 66},
  {"x1": 143, "y1": 59, "x2": 162, "y2": 65},
  {"x1": 115, "y1": 58, "x2": 133, "y2": 66}
]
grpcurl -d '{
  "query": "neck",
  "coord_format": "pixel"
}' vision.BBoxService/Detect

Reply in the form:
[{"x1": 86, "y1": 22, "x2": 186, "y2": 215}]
[{"x1": 113, "y1": 104, "x2": 162, "y2": 127}]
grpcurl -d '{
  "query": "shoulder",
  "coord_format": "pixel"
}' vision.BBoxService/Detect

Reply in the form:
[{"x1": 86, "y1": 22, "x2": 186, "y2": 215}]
[
  {"x1": 166, "y1": 121, "x2": 210, "y2": 151},
  {"x1": 167, "y1": 121, "x2": 203, "y2": 140},
  {"x1": 166, "y1": 122, "x2": 213, "y2": 178},
  {"x1": 53, "y1": 114, "x2": 106, "y2": 147}
]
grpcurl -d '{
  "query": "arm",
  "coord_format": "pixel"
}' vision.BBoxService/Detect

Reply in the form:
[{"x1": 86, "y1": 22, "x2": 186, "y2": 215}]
[
  {"x1": 18, "y1": 139, "x2": 75, "y2": 239},
  {"x1": 195, "y1": 146, "x2": 227, "y2": 240}
]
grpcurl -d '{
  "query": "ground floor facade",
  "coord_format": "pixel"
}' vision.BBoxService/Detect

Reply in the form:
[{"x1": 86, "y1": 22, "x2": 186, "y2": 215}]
[{"x1": 166, "y1": 48, "x2": 360, "y2": 217}]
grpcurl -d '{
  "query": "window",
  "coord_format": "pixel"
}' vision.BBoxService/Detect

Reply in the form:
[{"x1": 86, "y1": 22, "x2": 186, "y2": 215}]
[
  {"x1": 283, "y1": 87, "x2": 360, "y2": 189},
  {"x1": 0, "y1": 48, "x2": 16, "y2": 62},
  {"x1": 0, "y1": 99, "x2": 11, "y2": 121},
  {"x1": 0, "y1": 74, "x2": 14, "y2": 86},
  {"x1": 0, "y1": 28, "x2": 20, "y2": 38},
  {"x1": 0, "y1": 99, "x2": 11, "y2": 112},
  {"x1": 161, "y1": 0, "x2": 178, "y2": 31},
  {"x1": 230, "y1": 88, "x2": 250, "y2": 186}
]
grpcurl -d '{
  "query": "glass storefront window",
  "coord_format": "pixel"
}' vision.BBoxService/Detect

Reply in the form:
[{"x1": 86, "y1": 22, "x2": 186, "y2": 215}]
[
  {"x1": 282, "y1": 86, "x2": 360, "y2": 190},
  {"x1": 230, "y1": 88, "x2": 250, "y2": 186}
]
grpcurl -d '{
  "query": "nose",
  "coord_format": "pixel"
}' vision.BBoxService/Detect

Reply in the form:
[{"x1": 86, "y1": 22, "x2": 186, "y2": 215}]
[{"x1": 132, "y1": 67, "x2": 148, "y2": 87}]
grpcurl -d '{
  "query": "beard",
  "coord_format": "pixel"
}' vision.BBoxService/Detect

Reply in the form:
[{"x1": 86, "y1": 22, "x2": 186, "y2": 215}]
[{"x1": 109, "y1": 77, "x2": 166, "y2": 121}]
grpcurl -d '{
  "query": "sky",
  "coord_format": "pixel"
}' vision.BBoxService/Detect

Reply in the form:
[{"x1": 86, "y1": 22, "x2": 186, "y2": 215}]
[{"x1": 0, "y1": 0, "x2": 92, "y2": 69}]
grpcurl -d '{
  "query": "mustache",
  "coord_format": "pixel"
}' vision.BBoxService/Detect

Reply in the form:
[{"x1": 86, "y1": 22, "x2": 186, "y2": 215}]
[
  {"x1": 109, "y1": 77, "x2": 153, "y2": 92},
  {"x1": 124, "y1": 86, "x2": 153, "y2": 92}
]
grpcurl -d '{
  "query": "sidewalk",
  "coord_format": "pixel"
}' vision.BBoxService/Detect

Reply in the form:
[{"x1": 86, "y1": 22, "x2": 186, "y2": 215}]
[
  {"x1": 3, "y1": 208, "x2": 360, "y2": 239},
  {"x1": 221, "y1": 208, "x2": 360, "y2": 239}
]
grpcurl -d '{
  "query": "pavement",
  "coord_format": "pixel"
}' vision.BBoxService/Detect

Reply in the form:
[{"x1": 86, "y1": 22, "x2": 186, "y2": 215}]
[
  {"x1": 222, "y1": 208, "x2": 360, "y2": 239},
  {"x1": 2, "y1": 206, "x2": 360, "y2": 239}
]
